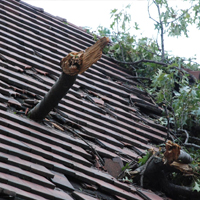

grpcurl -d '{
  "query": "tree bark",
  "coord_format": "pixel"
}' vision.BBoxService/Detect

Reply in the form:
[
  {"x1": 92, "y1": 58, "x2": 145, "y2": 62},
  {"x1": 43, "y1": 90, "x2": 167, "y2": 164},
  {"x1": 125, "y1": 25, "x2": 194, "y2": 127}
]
[
  {"x1": 160, "y1": 171, "x2": 200, "y2": 200},
  {"x1": 28, "y1": 73, "x2": 77, "y2": 121}
]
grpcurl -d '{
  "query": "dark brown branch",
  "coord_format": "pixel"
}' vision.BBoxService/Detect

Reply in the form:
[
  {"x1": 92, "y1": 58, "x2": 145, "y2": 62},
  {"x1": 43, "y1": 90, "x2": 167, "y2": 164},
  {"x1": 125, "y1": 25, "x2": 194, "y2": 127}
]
[
  {"x1": 111, "y1": 57, "x2": 167, "y2": 66},
  {"x1": 184, "y1": 143, "x2": 200, "y2": 149},
  {"x1": 126, "y1": 76, "x2": 150, "y2": 80},
  {"x1": 28, "y1": 73, "x2": 77, "y2": 121},
  {"x1": 160, "y1": 171, "x2": 200, "y2": 199}
]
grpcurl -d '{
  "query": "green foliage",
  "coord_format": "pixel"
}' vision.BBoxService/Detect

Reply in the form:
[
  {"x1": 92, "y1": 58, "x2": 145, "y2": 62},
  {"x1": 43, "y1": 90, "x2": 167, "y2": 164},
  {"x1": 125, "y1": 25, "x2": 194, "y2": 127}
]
[
  {"x1": 138, "y1": 151, "x2": 151, "y2": 166},
  {"x1": 150, "y1": 67, "x2": 200, "y2": 130},
  {"x1": 121, "y1": 162, "x2": 131, "y2": 171},
  {"x1": 94, "y1": 1, "x2": 200, "y2": 132},
  {"x1": 81, "y1": 26, "x2": 92, "y2": 34},
  {"x1": 193, "y1": 181, "x2": 200, "y2": 192},
  {"x1": 95, "y1": 5, "x2": 164, "y2": 74},
  {"x1": 149, "y1": 0, "x2": 199, "y2": 38}
]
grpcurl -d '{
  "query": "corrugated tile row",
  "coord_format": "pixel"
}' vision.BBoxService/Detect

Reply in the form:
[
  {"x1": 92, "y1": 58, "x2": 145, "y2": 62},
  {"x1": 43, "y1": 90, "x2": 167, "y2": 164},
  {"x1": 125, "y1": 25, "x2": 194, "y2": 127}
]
[{"x1": 0, "y1": 0, "x2": 167, "y2": 199}]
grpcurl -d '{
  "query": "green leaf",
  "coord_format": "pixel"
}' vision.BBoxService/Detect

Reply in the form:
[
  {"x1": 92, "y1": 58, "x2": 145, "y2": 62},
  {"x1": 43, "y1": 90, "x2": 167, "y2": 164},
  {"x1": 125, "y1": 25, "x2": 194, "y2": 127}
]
[
  {"x1": 110, "y1": 22, "x2": 115, "y2": 29},
  {"x1": 186, "y1": 13, "x2": 190, "y2": 19},
  {"x1": 126, "y1": 4, "x2": 131, "y2": 9},
  {"x1": 193, "y1": 181, "x2": 200, "y2": 192},
  {"x1": 121, "y1": 163, "x2": 130, "y2": 171},
  {"x1": 134, "y1": 22, "x2": 139, "y2": 30},
  {"x1": 138, "y1": 151, "x2": 151, "y2": 166},
  {"x1": 111, "y1": 8, "x2": 117, "y2": 14}
]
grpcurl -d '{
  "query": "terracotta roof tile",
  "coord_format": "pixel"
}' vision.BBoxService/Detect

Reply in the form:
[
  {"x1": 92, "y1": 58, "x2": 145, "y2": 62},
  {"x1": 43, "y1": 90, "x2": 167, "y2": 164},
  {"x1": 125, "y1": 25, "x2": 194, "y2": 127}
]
[
  {"x1": 72, "y1": 191, "x2": 99, "y2": 200},
  {"x1": 137, "y1": 189, "x2": 164, "y2": 200},
  {"x1": 51, "y1": 171, "x2": 75, "y2": 192},
  {"x1": 0, "y1": 182, "x2": 48, "y2": 200},
  {"x1": 0, "y1": 0, "x2": 168, "y2": 199},
  {"x1": 0, "y1": 162, "x2": 55, "y2": 189}
]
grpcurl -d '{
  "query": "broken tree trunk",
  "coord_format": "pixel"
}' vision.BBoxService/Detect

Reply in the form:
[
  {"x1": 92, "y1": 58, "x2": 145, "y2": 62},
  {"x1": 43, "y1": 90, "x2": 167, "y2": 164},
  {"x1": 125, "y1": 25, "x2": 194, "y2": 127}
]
[
  {"x1": 135, "y1": 141, "x2": 197, "y2": 199},
  {"x1": 28, "y1": 37, "x2": 110, "y2": 121}
]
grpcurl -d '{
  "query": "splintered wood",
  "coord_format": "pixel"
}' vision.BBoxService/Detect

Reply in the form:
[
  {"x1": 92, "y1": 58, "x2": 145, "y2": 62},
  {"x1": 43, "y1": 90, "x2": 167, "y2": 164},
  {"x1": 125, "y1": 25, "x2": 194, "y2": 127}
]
[
  {"x1": 60, "y1": 37, "x2": 110, "y2": 76},
  {"x1": 163, "y1": 140, "x2": 181, "y2": 164}
]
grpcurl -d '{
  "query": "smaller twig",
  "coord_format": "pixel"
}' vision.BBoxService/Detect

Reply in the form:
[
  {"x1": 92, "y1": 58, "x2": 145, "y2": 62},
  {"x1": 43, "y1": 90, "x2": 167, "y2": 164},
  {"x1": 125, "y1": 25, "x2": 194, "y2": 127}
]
[
  {"x1": 178, "y1": 129, "x2": 189, "y2": 144},
  {"x1": 171, "y1": 107, "x2": 177, "y2": 134},
  {"x1": 117, "y1": 160, "x2": 138, "y2": 180},
  {"x1": 67, "y1": 127, "x2": 105, "y2": 166},
  {"x1": 189, "y1": 136, "x2": 200, "y2": 142},
  {"x1": 148, "y1": 0, "x2": 159, "y2": 24},
  {"x1": 126, "y1": 76, "x2": 150, "y2": 80},
  {"x1": 135, "y1": 76, "x2": 157, "y2": 106},
  {"x1": 164, "y1": 104, "x2": 170, "y2": 142},
  {"x1": 115, "y1": 151, "x2": 134, "y2": 162},
  {"x1": 134, "y1": 42, "x2": 162, "y2": 57},
  {"x1": 166, "y1": 6, "x2": 194, "y2": 25},
  {"x1": 184, "y1": 143, "x2": 200, "y2": 149}
]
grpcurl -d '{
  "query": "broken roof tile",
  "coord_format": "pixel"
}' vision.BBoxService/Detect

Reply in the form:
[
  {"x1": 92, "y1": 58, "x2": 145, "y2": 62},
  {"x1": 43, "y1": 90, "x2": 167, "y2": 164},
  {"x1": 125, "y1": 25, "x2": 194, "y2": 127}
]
[{"x1": 0, "y1": 0, "x2": 168, "y2": 199}]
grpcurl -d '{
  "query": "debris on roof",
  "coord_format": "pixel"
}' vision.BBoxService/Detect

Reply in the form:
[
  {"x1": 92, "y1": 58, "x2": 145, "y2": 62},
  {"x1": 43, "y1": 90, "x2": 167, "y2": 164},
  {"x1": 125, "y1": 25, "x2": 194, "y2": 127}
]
[{"x1": 0, "y1": 0, "x2": 169, "y2": 199}]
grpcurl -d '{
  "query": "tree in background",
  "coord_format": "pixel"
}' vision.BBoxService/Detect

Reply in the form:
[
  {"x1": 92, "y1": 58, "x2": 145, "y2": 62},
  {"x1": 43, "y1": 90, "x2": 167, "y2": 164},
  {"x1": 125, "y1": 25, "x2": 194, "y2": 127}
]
[
  {"x1": 147, "y1": 0, "x2": 200, "y2": 62},
  {"x1": 93, "y1": 0, "x2": 200, "y2": 132}
]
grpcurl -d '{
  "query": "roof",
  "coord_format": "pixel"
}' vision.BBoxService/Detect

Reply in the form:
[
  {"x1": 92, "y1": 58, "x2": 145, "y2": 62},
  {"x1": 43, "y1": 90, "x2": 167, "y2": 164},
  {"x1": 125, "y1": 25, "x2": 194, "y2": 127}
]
[{"x1": 0, "y1": 0, "x2": 167, "y2": 199}]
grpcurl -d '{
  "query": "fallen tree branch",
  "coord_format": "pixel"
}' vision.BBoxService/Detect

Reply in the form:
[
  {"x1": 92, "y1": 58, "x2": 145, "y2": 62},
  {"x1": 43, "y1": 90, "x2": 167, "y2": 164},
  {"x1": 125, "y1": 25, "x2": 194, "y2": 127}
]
[
  {"x1": 28, "y1": 37, "x2": 109, "y2": 121},
  {"x1": 140, "y1": 155, "x2": 155, "y2": 187},
  {"x1": 178, "y1": 150, "x2": 193, "y2": 164},
  {"x1": 160, "y1": 171, "x2": 200, "y2": 199},
  {"x1": 111, "y1": 57, "x2": 168, "y2": 66}
]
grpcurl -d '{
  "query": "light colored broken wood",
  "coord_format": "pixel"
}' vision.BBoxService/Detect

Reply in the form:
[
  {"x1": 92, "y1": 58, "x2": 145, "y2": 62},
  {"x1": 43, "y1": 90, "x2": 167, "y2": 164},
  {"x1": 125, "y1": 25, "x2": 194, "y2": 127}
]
[
  {"x1": 170, "y1": 161, "x2": 194, "y2": 175},
  {"x1": 51, "y1": 122, "x2": 64, "y2": 131},
  {"x1": 60, "y1": 37, "x2": 110, "y2": 76},
  {"x1": 163, "y1": 140, "x2": 181, "y2": 164}
]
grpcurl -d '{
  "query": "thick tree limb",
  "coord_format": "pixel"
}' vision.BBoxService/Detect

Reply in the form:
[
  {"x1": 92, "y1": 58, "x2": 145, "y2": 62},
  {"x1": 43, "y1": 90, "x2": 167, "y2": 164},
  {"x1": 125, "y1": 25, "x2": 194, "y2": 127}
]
[
  {"x1": 178, "y1": 150, "x2": 193, "y2": 164},
  {"x1": 61, "y1": 37, "x2": 110, "y2": 75},
  {"x1": 160, "y1": 171, "x2": 200, "y2": 199},
  {"x1": 28, "y1": 37, "x2": 109, "y2": 121},
  {"x1": 28, "y1": 73, "x2": 77, "y2": 121}
]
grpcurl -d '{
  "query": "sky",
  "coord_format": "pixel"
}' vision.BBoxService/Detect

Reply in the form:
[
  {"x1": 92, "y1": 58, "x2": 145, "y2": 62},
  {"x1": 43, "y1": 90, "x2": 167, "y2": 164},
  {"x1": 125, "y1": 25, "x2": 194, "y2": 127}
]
[{"x1": 23, "y1": 0, "x2": 200, "y2": 64}]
